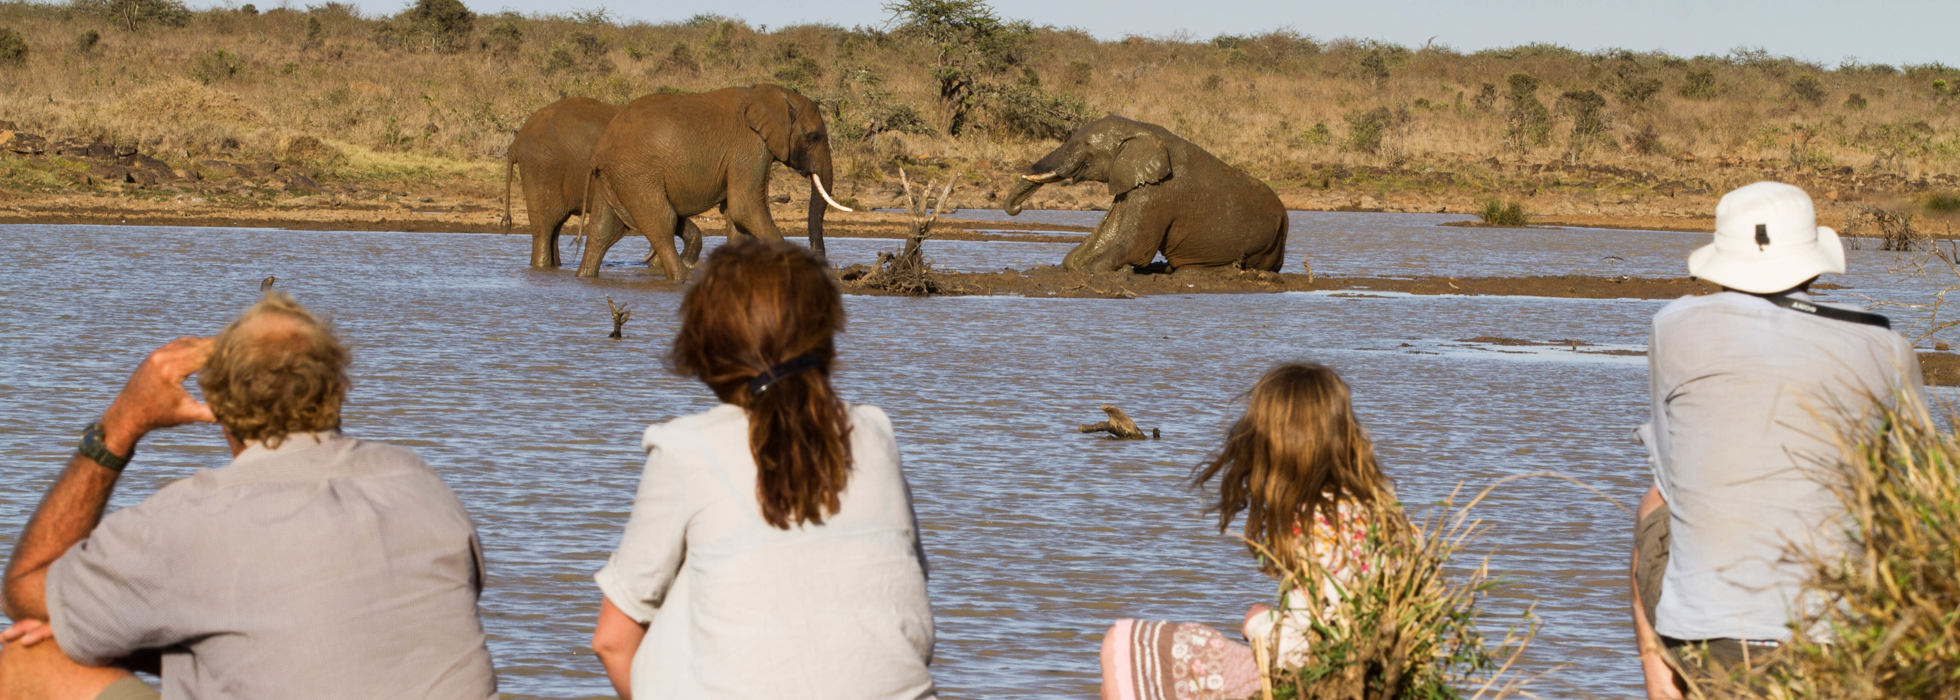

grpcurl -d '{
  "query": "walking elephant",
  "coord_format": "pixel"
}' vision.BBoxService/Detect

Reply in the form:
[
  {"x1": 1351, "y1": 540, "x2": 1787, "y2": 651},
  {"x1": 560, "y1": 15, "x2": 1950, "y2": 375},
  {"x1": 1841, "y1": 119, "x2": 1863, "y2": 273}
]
[
  {"x1": 1005, "y1": 115, "x2": 1287, "y2": 272},
  {"x1": 504, "y1": 97, "x2": 702, "y2": 269},
  {"x1": 579, "y1": 84, "x2": 852, "y2": 279}
]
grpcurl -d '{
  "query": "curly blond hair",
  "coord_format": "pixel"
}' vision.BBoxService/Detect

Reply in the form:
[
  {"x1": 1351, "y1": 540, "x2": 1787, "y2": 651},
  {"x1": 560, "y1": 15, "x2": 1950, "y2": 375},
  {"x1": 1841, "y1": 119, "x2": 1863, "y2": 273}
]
[{"x1": 198, "y1": 292, "x2": 349, "y2": 448}]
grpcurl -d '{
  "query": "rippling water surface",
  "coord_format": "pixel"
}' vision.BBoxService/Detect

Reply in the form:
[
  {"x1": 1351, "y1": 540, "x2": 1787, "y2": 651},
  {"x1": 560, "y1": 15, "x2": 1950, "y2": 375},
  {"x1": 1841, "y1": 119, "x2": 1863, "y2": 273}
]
[{"x1": 0, "y1": 216, "x2": 1950, "y2": 699}]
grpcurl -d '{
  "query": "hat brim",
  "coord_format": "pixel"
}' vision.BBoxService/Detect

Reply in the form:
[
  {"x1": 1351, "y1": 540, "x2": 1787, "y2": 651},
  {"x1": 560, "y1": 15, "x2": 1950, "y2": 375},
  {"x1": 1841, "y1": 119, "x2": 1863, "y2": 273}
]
[{"x1": 1687, "y1": 226, "x2": 1845, "y2": 293}]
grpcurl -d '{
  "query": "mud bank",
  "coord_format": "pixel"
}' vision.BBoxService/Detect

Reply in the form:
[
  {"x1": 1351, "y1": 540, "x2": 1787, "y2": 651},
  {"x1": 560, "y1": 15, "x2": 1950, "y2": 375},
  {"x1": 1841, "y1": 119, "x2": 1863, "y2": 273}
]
[{"x1": 838, "y1": 266, "x2": 1717, "y2": 299}]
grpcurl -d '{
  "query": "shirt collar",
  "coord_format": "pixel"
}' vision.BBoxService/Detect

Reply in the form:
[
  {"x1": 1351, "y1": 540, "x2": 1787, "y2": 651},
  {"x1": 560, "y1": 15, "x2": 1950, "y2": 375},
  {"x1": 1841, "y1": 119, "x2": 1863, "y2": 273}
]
[{"x1": 230, "y1": 430, "x2": 342, "y2": 468}]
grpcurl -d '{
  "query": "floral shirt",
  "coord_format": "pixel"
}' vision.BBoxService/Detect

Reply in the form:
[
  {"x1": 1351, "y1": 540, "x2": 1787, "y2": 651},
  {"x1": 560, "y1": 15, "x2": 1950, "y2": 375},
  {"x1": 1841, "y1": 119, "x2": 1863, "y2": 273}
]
[{"x1": 1243, "y1": 496, "x2": 1377, "y2": 671}]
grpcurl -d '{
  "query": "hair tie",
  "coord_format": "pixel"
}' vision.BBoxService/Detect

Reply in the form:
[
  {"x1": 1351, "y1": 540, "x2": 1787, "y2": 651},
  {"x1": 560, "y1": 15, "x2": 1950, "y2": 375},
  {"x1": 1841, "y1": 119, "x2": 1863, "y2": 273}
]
[{"x1": 748, "y1": 351, "x2": 825, "y2": 395}]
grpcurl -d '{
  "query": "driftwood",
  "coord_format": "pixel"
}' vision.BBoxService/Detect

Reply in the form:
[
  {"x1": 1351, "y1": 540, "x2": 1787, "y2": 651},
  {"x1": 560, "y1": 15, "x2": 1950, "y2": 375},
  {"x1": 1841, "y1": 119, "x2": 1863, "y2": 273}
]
[
  {"x1": 605, "y1": 294, "x2": 631, "y2": 339},
  {"x1": 1077, "y1": 404, "x2": 1160, "y2": 440},
  {"x1": 858, "y1": 168, "x2": 954, "y2": 295},
  {"x1": 259, "y1": 275, "x2": 277, "y2": 292}
]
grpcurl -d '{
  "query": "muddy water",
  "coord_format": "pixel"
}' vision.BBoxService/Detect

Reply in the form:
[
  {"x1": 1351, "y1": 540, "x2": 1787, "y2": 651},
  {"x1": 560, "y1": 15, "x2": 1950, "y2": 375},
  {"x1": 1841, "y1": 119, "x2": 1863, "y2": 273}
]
[{"x1": 0, "y1": 218, "x2": 1950, "y2": 699}]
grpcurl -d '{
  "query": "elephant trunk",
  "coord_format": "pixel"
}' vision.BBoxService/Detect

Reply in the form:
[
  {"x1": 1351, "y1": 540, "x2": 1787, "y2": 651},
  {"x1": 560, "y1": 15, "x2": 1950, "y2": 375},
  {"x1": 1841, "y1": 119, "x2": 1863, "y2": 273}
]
[{"x1": 806, "y1": 157, "x2": 837, "y2": 261}]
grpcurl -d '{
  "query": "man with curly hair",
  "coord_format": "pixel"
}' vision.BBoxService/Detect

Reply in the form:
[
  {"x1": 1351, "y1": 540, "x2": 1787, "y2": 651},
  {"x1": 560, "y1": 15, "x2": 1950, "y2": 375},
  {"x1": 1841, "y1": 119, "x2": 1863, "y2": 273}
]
[{"x1": 0, "y1": 292, "x2": 497, "y2": 699}]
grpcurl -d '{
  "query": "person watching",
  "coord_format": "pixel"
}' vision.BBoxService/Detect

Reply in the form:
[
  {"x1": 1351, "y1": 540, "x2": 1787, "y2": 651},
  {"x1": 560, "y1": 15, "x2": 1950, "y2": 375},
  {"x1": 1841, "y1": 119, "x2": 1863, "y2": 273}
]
[
  {"x1": 0, "y1": 292, "x2": 498, "y2": 699},
  {"x1": 1631, "y1": 182, "x2": 1925, "y2": 698}
]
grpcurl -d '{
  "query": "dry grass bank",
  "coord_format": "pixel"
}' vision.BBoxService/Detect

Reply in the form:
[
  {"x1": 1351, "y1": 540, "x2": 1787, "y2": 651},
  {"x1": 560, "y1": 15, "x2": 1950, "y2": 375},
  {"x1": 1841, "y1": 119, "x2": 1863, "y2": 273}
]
[{"x1": 2, "y1": 1, "x2": 1959, "y2": 230}]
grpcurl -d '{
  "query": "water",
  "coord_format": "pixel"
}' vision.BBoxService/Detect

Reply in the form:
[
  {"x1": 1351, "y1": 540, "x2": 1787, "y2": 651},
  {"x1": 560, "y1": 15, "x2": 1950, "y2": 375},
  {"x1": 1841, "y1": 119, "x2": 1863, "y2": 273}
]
[{"x1": 0, "y1": 216, "x2": 1950, "y2": 698}]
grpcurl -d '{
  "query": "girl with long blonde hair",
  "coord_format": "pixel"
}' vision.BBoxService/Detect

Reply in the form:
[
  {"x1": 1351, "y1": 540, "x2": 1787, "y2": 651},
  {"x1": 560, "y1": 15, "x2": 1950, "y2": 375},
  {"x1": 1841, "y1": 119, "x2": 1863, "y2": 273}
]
[{"x1": 1101, "y1": 363, "x2": 1403, "y2": 700}]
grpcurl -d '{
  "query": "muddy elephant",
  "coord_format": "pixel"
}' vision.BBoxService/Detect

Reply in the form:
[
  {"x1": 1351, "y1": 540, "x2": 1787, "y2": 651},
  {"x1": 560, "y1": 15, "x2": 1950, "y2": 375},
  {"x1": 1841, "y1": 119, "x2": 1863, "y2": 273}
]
[
  {"x1": 504, "y1": 97, "x2": 702, "y2": 269},
  {"x1": 1005, "y1": 115, "x2": 1287, "y2": 272},
  {"x1": 579, "y1": 84, "x2": 852, "y2": 279}
]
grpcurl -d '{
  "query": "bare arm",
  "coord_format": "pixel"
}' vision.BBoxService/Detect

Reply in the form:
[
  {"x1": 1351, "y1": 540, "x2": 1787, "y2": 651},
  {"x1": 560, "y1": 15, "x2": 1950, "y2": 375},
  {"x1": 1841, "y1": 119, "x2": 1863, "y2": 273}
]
[
  {"x1": 2, "y1": 337, "x2": 214, "y2": 622},
  {"x1": 1631, "y1": 485, "x2": 1682, "y2": 700},
  {"x1": 591, "y1": 597, "x2": 648, "y2": 699}
]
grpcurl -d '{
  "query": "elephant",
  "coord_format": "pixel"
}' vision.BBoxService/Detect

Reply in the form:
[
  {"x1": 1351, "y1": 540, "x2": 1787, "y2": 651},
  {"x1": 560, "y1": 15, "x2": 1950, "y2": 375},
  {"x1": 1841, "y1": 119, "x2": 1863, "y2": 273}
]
[
  {"x1": 504, "y1": 97, "x2": 702, "y2": 269},
  {"x1": 579, "y1": 84, "x2": 853, "y2": 279},
  {"x1": 1004, "y1": 115, "x2": 1288, "y2": 272}
]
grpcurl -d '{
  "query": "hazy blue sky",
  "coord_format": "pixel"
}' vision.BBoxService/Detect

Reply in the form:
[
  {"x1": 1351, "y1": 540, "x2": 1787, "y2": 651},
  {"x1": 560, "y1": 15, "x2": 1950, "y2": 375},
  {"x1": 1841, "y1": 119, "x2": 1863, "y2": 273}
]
[{"x1": 289, "y1": 0, "x2": 1960, "y2": 68}]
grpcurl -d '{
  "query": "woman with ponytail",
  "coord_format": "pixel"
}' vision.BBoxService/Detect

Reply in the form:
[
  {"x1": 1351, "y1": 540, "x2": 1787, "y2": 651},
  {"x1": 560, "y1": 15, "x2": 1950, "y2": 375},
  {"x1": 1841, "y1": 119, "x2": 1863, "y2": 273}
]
[{"x1": 590, "y1": 239, "x2": 937, "y2": 699}]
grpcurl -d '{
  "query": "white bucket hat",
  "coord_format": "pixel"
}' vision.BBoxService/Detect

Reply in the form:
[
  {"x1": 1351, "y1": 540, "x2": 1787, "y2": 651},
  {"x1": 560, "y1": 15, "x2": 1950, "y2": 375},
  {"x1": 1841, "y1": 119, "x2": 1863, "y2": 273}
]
[{"x1": 1687, "y1": 181, "x2": 1845, "y2": 293}]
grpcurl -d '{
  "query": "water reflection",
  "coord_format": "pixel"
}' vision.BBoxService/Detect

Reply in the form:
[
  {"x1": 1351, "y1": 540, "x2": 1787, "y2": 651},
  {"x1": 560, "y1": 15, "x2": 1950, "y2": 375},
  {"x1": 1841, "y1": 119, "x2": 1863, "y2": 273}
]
[{"x1": 0, "y1": 217, "x2": 1948, "y2": 699}]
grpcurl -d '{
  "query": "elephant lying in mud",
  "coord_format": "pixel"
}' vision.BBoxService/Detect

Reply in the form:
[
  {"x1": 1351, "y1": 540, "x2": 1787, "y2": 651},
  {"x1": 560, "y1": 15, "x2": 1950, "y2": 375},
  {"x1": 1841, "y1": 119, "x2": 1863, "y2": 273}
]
[
  {"x1": 1006, "y1": 115, "x2": 1287, "y2": 272},
  {"x1": 505, "y1": 97, "x2": 702, "y2": 269}
]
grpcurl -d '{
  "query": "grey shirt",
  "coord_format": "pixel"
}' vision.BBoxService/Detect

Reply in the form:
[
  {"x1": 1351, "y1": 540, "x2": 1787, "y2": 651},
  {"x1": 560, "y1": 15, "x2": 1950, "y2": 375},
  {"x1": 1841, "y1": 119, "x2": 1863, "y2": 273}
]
[
  {"x1": 1643, "y1": 291, "x2": 1922, "y2": 641},
  {"x1": 47, "y1": 431, "x2": 498, "y2": 699}
]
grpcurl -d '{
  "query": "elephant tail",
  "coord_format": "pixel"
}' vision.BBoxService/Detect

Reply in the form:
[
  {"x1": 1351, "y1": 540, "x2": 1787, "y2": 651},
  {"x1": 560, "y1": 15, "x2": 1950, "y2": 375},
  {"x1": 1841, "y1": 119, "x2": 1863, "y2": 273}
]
[
  {"x1": 500, "y1": 157, "x2": 514, "y2": 234},
  {"x1": 577, "y1": 166, "x2": 599, "y2": 255}
]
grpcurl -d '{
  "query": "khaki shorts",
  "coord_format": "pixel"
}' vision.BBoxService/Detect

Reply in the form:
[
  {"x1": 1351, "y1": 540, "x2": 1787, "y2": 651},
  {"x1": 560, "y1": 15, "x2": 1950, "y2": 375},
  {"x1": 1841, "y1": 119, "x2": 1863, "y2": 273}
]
[{"x1": 96, "y1": 676, "x2": 159, "y2": 700}]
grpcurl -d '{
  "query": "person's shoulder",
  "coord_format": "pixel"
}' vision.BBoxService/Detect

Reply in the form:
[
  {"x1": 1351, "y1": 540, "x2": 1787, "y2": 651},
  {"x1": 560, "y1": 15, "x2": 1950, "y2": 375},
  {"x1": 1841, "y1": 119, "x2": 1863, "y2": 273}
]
[
  {"x1": 642, "y1": 403, "x2": 745, "y2": 450},
  {"x1": 849, "y1": 403, "x2": 893, "y2": 431}
]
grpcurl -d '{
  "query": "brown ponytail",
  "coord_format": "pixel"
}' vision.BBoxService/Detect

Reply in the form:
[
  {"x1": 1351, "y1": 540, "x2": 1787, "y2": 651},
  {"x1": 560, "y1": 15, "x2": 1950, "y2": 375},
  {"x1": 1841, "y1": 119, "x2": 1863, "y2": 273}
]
[{"x1": 669, "y1": 238, "x2": 853, "y2": 529}]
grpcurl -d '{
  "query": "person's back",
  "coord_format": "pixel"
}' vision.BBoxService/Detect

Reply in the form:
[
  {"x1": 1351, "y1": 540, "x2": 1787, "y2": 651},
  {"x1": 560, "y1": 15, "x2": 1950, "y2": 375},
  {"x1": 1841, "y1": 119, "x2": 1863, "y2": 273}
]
[
  {"x1": 2, "y1": 291, "x2": 497, "y2": 700},
  {"x1": 49, "y1": 434, "x2": 495, "y2": 698},
  {"x1": 1647, "y1": 290, "x2": 1916, "y2": 641},
  {"x1": 1632, "y1": 181, "x2": 1924, "y2": 698}
]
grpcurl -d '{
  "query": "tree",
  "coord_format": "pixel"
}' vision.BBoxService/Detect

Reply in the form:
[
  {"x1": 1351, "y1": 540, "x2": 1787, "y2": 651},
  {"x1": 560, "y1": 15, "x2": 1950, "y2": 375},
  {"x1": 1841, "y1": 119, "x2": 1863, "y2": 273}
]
[
  {"x1": 884, "y1": 0, "x2": 1030, "y2": 136},
  {"x1": 73, "y1": 0, "x2": 191, "y2": 32}
]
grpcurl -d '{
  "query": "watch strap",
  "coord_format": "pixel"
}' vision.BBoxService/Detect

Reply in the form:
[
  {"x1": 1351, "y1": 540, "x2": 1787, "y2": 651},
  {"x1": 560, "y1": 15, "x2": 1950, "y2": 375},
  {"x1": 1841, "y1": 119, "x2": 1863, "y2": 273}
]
[{"x1": 79, "y1": 420, "x2": 132, "y2": 472}]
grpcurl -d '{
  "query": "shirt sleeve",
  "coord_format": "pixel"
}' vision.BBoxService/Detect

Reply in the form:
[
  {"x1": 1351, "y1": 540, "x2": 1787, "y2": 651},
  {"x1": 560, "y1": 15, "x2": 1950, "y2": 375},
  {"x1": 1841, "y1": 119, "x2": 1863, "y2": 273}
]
[
  {"x1": 593, "y1": 428, "x2": 694, "y2": 625},
  {"x1": 45, "y1": 500, "x2": 197, "y2": 666}
]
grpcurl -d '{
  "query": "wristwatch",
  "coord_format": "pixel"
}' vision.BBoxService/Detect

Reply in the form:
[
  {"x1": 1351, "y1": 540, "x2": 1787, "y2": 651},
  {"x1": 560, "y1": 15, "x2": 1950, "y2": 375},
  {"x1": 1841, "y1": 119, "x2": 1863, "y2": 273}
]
[{"x1": 78, "y1": 420, "x2": 132, "y2": 472}]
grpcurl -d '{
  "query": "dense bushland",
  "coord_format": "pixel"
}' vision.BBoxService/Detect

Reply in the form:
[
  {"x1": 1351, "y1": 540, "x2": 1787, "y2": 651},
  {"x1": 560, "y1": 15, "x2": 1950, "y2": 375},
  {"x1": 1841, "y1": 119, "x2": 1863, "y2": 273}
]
[{"x1": 1, "y1": 0, "x2": 1958, "y2": 211}]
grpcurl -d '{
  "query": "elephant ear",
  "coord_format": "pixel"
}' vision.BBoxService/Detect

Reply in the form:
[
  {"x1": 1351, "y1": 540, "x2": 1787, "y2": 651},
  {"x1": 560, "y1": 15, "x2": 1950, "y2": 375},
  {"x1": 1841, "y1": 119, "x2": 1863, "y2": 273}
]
[
  {"x1": 1108, "y1": 134, "x2": 1171, "y2": 197},
  {"x1": 745, "y1": 91, "x2": 796, "y2": 164}
]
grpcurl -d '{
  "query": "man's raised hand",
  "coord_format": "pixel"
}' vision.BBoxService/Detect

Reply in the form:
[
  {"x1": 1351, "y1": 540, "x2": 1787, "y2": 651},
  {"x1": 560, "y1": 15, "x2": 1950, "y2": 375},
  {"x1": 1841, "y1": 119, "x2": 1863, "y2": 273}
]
[{"x1": 99, "y1": 337, "x2": 217, "y2": 456}]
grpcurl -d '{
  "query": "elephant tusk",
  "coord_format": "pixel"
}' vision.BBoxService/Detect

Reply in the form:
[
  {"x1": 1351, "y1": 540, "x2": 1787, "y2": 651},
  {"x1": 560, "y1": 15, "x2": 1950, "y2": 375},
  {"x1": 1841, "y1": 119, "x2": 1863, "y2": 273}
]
[
  {"x1": 1023, "y1": 171, "x2": 1062, "y2": 183},
  {"x1": 812, "y1": 174, "x2": 854, "y2": 212}
]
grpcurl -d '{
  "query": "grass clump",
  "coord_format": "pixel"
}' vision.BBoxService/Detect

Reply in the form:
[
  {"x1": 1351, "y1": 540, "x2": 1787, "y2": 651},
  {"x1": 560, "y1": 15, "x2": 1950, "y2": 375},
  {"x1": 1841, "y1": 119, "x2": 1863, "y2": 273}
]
[
  {"x1": 1254, "y1": 492, "x2": 1536, "y2": 699},
  {"x1": 1478, "y1": 200, "x2": 1528, "y2": 226},
  {"x1": 0, "y1": 26, "x2": 26, "y2": 67},
  {"x1": 1690, "y1": 397, "x2": 1960, "y2": 699}
]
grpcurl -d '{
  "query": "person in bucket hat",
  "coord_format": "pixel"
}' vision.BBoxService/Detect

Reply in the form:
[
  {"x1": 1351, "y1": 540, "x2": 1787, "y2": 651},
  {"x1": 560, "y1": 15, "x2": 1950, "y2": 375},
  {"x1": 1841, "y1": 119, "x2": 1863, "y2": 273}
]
[{"x1": 1630, "y1": 182, "x2": 1924, "y2": 697}]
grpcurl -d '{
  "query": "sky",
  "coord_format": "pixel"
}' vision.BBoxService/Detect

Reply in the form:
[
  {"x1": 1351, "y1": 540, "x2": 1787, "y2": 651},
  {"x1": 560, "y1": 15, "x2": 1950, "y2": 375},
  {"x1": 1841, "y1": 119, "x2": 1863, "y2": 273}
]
[{"x1": 270, "y1": 0, "x2": 1960, "y2": 69}]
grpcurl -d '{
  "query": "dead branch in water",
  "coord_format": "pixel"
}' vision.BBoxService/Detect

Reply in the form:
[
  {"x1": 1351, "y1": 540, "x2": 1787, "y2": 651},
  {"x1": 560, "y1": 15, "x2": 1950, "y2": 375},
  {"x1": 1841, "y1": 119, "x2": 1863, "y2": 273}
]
[
  {"x1": 1852, "y1": 206, "x2": 1924, "y2": 251},
  {"x1": 857, "y1": 168, "x2": 954, "y2": 296},
  {"x1": 1077, "y1": 404, "x2": 1160, "y2": 440},
  {"x1": 605, "y1": 295, "x2": 630, "y2": 339}
]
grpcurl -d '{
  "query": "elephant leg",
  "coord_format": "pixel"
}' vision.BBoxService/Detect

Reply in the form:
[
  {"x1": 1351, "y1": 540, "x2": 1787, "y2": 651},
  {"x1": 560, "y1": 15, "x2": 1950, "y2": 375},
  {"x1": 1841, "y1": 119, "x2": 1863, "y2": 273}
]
[
  {"x1": 612, "y1": 195, "x2": 688, "y2": 281},
  {"x1": 1063, "y1": 197, "x2": 1169, "y2": 272},
  {"x1": 679, "y1": 218, "x2": 705, "y2": 266},
  {"x1": 574, "y1": 205, "x2": 627, "y2": 278},
  {"x1": 526, "y1": 191, "x2": 572, "y2": 269},
  {"x1": 723, "y1": 180, "x2": 785, "y2": 244},
  {"x1": 642, "y1": 218, "x2": 705, "y2": 267}
]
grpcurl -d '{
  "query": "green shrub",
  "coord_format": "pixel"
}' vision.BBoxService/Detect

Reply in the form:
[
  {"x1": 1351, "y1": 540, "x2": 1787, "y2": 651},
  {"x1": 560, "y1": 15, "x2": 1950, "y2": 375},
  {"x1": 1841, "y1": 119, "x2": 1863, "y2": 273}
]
[
  {"x1": 1344, "y1": 106, "x2": 1408, "y2": 155},
  {"x1": 1923, "y1": 192, "x2": 1960, "y2": 213},
  {"x1": 189, "y1": 47, "x2": 242, "y2": 83},
  {"x1": 76, "y1": 0, "x2": 191, "y2": 31},
  {"x1": 1791, "y1": 74, "x2": 1828, "y2": 106},
  {"x1": 1504, "y1": 73, "x2": 1552, "y2": 152},
  {"x1": 986, "y1": 84, "x2": 1088, "y2": 141},
  {"x1": 0, "y1": 27, "x2": 27, "y2": 67},
  {"x1": 74, "y1": 28, "x2": 100, "y2": 53},
  {"x1": 1065, "y1": 60, "x2": 1091, "y2": 87},
  {"x1": 1479, "y1": 199, "x2": 1528, "y2": 225},
  {"x1": 1556, "y1": 89, "x2": 1609, "y2": 161},
  {"x1": 1678, "y1": 69, "x2": 1717, "y2": 99},
  {"x1": 377, "y1": 0, "x2": 473, "y2": 53},
  {"x1": 1845, "y1": 92, "x2": 1869, "y2": 111},
  {"x1": 483, "y1": 16, "x2": 520, "y2": 57}
]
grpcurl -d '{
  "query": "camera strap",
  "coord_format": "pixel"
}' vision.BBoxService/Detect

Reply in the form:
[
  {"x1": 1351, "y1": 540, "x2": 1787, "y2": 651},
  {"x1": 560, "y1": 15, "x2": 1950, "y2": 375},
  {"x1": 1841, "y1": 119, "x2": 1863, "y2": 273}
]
[{"x1": 1762, "y1": 293, "x2": 1892, "y2": 330}]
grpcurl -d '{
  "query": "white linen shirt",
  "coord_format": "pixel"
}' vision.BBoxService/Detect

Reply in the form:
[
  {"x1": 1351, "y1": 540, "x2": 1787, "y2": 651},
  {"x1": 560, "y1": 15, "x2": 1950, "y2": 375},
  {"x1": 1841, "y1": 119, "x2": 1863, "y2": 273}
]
[
  {"x1": 1642, "y1": 291, "x2": 1922, "y2": 641},
  {"x1": 595, "y1": 403, "x2": 937, "y2": 699}
]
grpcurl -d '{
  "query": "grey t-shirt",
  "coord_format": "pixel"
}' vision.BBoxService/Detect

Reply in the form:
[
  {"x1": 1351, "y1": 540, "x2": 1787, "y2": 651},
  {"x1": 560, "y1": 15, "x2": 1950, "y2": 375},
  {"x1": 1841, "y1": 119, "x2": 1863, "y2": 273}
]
[
  {"x1": 47, "y1": 432, "x2": 498, "y2": 699},
  {"x1": 1643, "y1": 291, "x2": 1922, "y2": 641}
]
